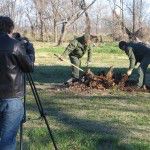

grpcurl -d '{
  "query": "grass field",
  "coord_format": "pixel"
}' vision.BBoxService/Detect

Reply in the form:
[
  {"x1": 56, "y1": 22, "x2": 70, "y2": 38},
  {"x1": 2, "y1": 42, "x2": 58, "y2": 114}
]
[{"x1": 16, "y1": 42, "x2": 150, "y2": 150}]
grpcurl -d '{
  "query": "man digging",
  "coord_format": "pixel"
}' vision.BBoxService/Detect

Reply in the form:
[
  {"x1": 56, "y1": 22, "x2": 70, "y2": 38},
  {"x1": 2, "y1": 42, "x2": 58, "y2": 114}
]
[
  {"x1": 119, "y1": 41, "x2": 150, "y2": 89},
  {"x1": 61, "y1": 33, "x2": 93, "y2": 84}
]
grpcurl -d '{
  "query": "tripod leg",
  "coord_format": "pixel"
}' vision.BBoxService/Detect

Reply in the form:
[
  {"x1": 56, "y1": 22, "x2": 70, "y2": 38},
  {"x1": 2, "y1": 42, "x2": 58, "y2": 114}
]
[
  {"x1": 19, "y1": 74, "x2": 27, "y2": 150},
  {"x1": 19, "y1": 123, "x2": 23, "y2": 150},
  {"x1": 26, "y1": 73, "x2": 58, "y2": 150},
  {"x1": 26, "y1": 74, "x2": 43, "y2": 115}
]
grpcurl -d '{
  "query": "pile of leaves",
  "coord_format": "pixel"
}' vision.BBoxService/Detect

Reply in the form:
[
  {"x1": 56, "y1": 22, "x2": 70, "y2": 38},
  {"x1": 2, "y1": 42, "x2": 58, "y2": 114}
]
[{"x1": 68, "y1": 67, "x2": 150, "y2": 93}]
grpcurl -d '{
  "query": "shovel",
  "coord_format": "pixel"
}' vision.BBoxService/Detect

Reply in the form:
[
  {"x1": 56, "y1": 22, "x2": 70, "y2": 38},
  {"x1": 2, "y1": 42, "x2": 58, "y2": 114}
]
[{"x1": 54, "y1": 54, "x2": 84, "y2": 72}]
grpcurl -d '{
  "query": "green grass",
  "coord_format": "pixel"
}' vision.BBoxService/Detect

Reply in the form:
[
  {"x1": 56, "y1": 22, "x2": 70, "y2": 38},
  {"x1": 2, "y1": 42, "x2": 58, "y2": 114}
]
[
  {"x1": 94, "y1": 42, "x2": 122, "y2": 54},
  {"x1": 35, "y1": 42, "x2": 121, "y2": 54},
  {"x1": 16, "y1": 42, "x2": 150, "y2": 150}
]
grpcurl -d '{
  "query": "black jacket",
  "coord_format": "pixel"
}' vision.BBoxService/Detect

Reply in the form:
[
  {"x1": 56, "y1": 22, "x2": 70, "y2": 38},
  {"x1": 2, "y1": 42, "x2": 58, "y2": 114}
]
[
  {"x1": 125, "y1": 42, "x2": 150, "y2": 69},
  {"x1": 0, "y1": 32, "x2": 34, "y2": 99}
]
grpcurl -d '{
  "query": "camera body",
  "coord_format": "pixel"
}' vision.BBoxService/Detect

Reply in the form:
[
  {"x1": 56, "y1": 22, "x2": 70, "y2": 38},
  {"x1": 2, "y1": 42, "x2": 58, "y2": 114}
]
[{"x1": 12, "y1": 32, "x2": 35, "y2": 61}]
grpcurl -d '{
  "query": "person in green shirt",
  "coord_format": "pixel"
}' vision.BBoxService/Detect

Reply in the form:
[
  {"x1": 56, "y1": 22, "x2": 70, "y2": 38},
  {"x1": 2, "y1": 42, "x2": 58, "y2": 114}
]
[
  {"x1": 119, "y1": 41, "x2": 150, "y2": 88},
  {"x1": 61, "y1": 33, "x2": 92, "y2": 83}
]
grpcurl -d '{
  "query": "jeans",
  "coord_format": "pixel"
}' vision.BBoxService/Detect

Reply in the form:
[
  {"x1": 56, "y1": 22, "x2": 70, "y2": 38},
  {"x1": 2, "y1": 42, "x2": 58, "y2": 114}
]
[{"x1": 0, "y1": 98, "x2": 24, "y2": 150}]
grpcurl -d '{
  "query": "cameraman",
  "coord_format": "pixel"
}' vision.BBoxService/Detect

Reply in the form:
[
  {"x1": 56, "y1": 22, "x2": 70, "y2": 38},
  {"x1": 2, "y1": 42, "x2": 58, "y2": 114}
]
[{"x1": 0, "y1": 16, "x2": 35, "y2": 150}]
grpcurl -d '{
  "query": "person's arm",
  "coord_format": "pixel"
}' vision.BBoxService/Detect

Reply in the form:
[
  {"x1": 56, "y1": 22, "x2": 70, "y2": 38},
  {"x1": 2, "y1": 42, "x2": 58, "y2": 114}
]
[
  {"x1": 125, "y1": 47, "x2": 135, "y2": 76},
  {"x1": 62, "y1": 39, "x2": 78, "y2": 56},
  {"x1": 127, "y1": 47, "x2": 136, "y2": 70},
  {"x1": 13, "y1": 42, "x2": 34, "y2": 73}
]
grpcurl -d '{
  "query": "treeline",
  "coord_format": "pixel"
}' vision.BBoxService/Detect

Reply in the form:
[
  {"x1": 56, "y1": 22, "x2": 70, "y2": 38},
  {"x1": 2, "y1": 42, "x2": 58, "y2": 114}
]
[{"x1": 0, "y1": 0, "x2": 150, "y2": 44}]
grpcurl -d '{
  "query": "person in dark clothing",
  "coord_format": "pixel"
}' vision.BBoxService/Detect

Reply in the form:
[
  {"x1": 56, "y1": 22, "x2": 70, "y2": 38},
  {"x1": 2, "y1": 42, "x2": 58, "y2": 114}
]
[
  {"x1": 61, "y1": 33, "x2": 92, "y2": 83},
  {"x1": 119, "y1": 41, "x2": 150, "y2": 88},
  {"x1": 0, "y1": 16, "x2": 35, "y2": 150}
]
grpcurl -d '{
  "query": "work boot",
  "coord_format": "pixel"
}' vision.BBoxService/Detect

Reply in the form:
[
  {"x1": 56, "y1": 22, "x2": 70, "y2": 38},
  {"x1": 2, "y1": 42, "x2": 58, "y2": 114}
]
[
  {"x1": 142, "y1": 85, "x2": 147, "y2": 90},
  {"x1": 64, "y1": 77, "x2": 78, "y2": 85}
]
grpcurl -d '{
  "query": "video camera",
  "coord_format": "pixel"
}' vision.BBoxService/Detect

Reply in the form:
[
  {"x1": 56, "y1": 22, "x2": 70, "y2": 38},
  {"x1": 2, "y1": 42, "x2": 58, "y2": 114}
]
[
  {"x1": 12, "y1": 32, "x2": 35, "y2": 61},
  {"x1": 12, "y1": 32, "x2": 29, "y2": 45}
]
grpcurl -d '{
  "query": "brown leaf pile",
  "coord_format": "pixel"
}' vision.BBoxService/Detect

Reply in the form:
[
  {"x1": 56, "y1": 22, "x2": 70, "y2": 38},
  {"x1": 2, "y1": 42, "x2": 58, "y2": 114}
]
[{"x1": 68, "y1": 67, "x2": 150, "y2": 93}]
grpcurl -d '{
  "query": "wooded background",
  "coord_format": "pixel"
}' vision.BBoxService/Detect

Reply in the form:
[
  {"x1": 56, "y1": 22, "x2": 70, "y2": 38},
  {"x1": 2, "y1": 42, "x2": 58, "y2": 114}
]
[{"x1": 0, "y1": 0, "x2": 150, "y2": 44}]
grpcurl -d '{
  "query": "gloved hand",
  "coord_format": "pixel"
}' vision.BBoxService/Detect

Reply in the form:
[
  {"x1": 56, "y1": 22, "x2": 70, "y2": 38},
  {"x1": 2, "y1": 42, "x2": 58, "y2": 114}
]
[
  {"x1": 86, "y1": 61, "x2": 91, "y2": 67},
  {"x1": 127, "y1": 69, "x2": 133, "y2": 76}
]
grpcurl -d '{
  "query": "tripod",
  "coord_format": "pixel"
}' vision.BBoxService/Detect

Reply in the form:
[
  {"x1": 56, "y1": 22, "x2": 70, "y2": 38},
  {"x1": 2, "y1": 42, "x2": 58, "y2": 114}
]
[{"x1": 19, "y1": 73, "x2": 58, "y2": 150}]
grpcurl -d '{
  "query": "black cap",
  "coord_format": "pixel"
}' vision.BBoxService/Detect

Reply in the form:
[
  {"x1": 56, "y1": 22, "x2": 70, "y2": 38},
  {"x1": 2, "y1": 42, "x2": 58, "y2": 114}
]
[{"x1": 119, "y1": 41, "x2": 127, "y2": 49}]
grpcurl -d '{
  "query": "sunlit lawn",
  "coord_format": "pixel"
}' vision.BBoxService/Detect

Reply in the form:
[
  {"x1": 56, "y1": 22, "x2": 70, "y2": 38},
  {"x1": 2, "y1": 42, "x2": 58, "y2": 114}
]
[{"x1": 16, "y1": 42, "x2": 150, "y2": 150}]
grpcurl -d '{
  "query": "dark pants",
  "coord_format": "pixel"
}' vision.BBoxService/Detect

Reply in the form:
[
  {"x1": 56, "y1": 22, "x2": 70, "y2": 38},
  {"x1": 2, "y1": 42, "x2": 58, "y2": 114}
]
[
  {"x1": 69, "y1": 55, "x2": 81, "y2": 79},
  {"x1": 137, "y1": 56, "x2": 150, "y2": 87},
  {"x1": 0, "y1": 98, "x2": 24, "y2": 150}
]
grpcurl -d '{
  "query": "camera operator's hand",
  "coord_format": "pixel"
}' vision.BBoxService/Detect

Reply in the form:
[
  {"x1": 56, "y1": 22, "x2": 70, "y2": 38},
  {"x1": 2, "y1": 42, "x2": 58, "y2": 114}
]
[{"x1": 22, "y1": 40, "x2": 35, "y2": 62}]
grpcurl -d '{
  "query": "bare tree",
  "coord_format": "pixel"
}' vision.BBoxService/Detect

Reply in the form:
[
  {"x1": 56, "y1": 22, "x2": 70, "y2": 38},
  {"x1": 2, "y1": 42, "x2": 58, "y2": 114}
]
[
  {"x1": 1, "y1": 0, "x2": 150, "y2": 43},
  {"x1": 57, "y1": 0, "x2": 96, "y2": 45},
  {"x1": 32, "y1": 0, "x2": 48, "y2": 41},
  {"x1": 49, "y1": 0, "x2": 61, "y2": 43},
  {"x1": 123, "y1": 0, "x2": 144, "y2": 41},
  {"x1": 80, "y1": 0, "x2": 91, "y2": 34},
  {"x1": 107, "y1": 0, "x2": 123, "y2": 41},
  {"x1": 107, "y1": 0, "x2": 145, "y2": 42},
  {"x1": 25, "y1": 2, "x2": 36, "y2": 39},
  {"x1": 57, "y1": 0, "x2": 80, "y2": 45}
]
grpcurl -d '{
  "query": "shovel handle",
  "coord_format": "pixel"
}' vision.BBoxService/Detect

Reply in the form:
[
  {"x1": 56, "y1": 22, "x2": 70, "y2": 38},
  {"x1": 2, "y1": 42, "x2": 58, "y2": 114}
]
[
  {"x1": 54, "y1": 53, "x2": 84, "y2": 72},
  {"x1": 54, "y1": 54, "x2": 63, "y2": 61}
]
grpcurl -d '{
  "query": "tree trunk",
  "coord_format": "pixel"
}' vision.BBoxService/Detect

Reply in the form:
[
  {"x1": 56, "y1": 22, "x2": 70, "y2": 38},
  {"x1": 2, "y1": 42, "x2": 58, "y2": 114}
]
[
  {"x1": 57, "y1": 22, "x2": 67, "y2": 45},
  {"x1": 54, "y1": 19, "x2": 58, "y2": 43},
  {"x1": 31, "y1": 25, "x2": 35, "y2": 39},
  {"x1": 112, "y1": 10, "x2": 115, "y2": 41},
  {"x1": 96, "y1": 14, "x2": 99, "y2": 35},
  {"x1": 120, "y1": 0, "x2": 125, "y2": 38},
  {"x1": 132, "y1": 0, "x2": 136, "y2": 33},
  {"x1": 139, "y1": 0, "x2": 143, "y2": 28},
  {"x1": 80, "y1": 0, "x2": 91, "y2": 34},
  {"x1": 39, "y1": 12, "x2": 44, "y2": 41}
]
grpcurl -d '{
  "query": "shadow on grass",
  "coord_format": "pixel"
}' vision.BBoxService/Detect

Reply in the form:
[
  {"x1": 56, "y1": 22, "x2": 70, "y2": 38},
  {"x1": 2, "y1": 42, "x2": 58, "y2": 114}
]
[
  {"x1": 26, "y1": 103, "x2": 125, "y2": 149},
  {"x1": 96, "y1": 137, "x2": 149, "y2": 150},
  {"x1": 22, "y1": 65, "x2": 150, "y2": 149},
  {"x1": 24, "y1": 94, "x2": 150, "y2": 150},
  {"x1": 32, "y1": 65, "x2": 150, "y2": 85},
  {"x1": 16, "y1": 141, "x2": 29, "y2": 150},
  {"x1": 32, "y1": 65, "x2": 128, "y2": 83}
]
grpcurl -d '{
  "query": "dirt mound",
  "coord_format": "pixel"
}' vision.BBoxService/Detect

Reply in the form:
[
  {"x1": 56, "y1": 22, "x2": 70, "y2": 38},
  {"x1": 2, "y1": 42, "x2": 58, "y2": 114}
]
[{"x1": 68, "y1": 67, "x2": 150, "y2": 93}]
